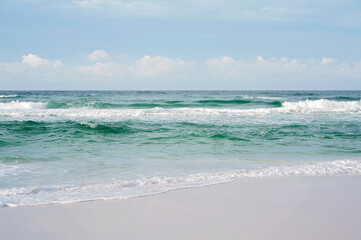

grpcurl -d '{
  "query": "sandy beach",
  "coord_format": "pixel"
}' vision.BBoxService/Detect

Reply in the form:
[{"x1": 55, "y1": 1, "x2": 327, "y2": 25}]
[{"x1": 1, "y1": 175, "x2": 360, "y2": 240}]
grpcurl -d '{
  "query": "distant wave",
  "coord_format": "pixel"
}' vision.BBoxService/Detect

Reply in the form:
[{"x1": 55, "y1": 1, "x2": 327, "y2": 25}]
[
  {"x1": 1, "y1": 159, "x2": 360, "y2": 207},
  {"x1": 196, "y1": 99, "x2": 282, "y2": 107},
  {"x1": 0, "y1": 95, "x2": 18, "y2": 98},
  {"x1": 0, "y1": 101, "x2": 45, "y2": 110},
  {"x1": 0, "y1": 106, "x2": 360, "y2": 119},
  {"x1": 326, "y1": 96, "x2": 361, "y2": 101},
  {"x1": 0, "y1": 107, "x2": 271, "y2": 119},
  {"x1": 256, "y1": 96, "x2": 284, "y2": 100},
  {"x1": 45, "y1": 99, "x2": 282, "y2": 109},
  {"x1": 1, "y1": 99, "x2": 360, "y2": 118},
  {"x1": 282, "y1": 99, "x2": 361, "y2": 112},
  {"x1": 2, "y1": 119, "x2": 360, "y2": 146}
]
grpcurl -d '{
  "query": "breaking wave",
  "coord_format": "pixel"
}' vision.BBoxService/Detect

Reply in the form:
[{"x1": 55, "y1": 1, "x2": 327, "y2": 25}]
[
  {"x1": 1, "y1": 98, "x2": 360, "y2": 117},
  {"x1": 0, "y1": 101, "x2": 45, "y2": 110},
  {"x1": 0, "y1": 95, "x2": 18, "y2": 98},
  {"x1": 282, "y1": 99, "x2": 361, "y2": 112}
]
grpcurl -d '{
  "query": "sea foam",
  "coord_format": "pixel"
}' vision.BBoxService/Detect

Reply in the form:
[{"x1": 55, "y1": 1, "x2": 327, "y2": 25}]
[
  {"x1": 1, "y1": 159, "x2": 360, "y2": 207},
  {"x1": 0, "y1": 99, "x2": 361, "y2": 118},
  {"x1": 282, "y1": 99, "x2": 361, "y2": 112},
  {"x1": 0, "y1": 101, "x2": 45, "y2": 110},
  {"x1": 0, "y1": 106, "x2": 359, "y2": 121},
  {"x1": 1, "y1": 99, "x2": 360, "y2": 119},
  {"x1": 0, "y1": 95, "x2": 17, "y2": 98}
]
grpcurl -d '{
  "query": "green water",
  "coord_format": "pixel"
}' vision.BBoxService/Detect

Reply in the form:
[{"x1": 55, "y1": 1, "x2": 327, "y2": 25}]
[{"x1": 0, "y1": 91, "x2": 360, "y2": 206}]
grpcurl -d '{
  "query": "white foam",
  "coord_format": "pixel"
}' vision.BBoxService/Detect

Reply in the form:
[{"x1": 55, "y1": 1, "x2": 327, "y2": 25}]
[
  {"x1": 238, "y1": 160, "x2": 361, "y2": 177},
  {"x1": 1, "y1": 159, "x2": 360, "y2": 207},
  {"x1": 282, "y1": 99, "x2": 361, "y2": 113},
  {"x1": 80, "y1": 122, "x2": 97, "y2": 128},
  {"x1": 257, "y1": 96, "x2": 283, "y2": 100},
  {"x1": 0, "y1": 163, "x2": 37, "y2": 177},
  {"x1": 0, "y1": 164, "x2": 21, "y2": 177},
  {"x1": 241, "y1": 95, "x2": 283, "y2": 100},
  {"x1": 0, "y1": 99, "x2": 360, "y2": 120},
  {"x1": 240, "y1": 95, "x2": 254, "y2": 99},
  {"x1": 0, "y1": 95, "x2": 17, "y2": 98},
  {"x1": 0, "y1": 101, "x2": 45, "y2": 110},
  {"x1": 0, "y1": 107, "x2": 271, "y2": 119}
]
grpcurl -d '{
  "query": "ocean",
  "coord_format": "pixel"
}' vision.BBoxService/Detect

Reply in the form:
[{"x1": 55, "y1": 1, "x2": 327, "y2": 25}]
[{"x1": 0, "y1": 90, "x2": 360, "y2": 206}]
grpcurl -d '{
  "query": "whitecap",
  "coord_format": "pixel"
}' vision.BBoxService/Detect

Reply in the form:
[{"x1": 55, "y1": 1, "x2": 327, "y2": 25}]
[
  {"x1": 0, "y1": 95, "x2": 18, "y2": 98},
  {"x1": 282, "y1": 99, "x2": 361, "y2": 113},
  {"x1": 0, "y1": 101, "x2": 45, "y2": 110}
]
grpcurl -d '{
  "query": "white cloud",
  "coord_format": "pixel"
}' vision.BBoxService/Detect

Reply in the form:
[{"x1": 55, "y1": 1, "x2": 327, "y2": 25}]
[
  {"x1": 22, "y1": 54, "x2": 62, "y2": 68},
  {"x1": 321, "y1": 57, "x2": 337, "y2": 65},
  {"x1": 78, "y1": 55, "x2": 195, "y2": 77},
  {"x1": 22, "y1": 54, "x2": 45, "y2": 67},
  {"x1": 256, "y1": 56, "x2": 264, "y2": 62},
  {"x1": 207, "y1": 56, "x2": 298, "y2": 75},
  {"x1": 1, "y1": 53, "x2": 361, "y2": 90},
  {"x1": 206, "y1": 56, "x2": 361, "y2": 83},
  {"x1": 22, "y1": 54, "x2": 42, "y2": 67},
  {"x1": 135, "y1": 55, "x2": 192, "y2": 76},
  {"x1": 87, "y1": 50, "x2": 109, "y2": 62}
]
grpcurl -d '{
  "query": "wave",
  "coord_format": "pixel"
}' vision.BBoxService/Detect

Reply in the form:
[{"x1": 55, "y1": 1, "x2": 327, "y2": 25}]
[
  {"x1": 282, "y1": 99, "x2": 361, "y2": 112},
  {"x1": 2, "y1": 119, "x2": 360, "y2": 145},
  {"x1": 46, "y1": 101, "x2": 191, "y2": 109},
  {"x1": 238, "y1": 95, "x2": 283, "y2": 100},
  {"x1": 46, "y1": 101, "x2": 126, "y2": 109},
  {"x1": 197, "y1": 99, "x2": 251, "y2": 104},
  {"x1": 0, "y1": 95, "x2": 18, "y2": 98},
  {"x1": 0, "y1": 107, "x2": 273, "y2": 119},
  {"x1": 0, "y1": 120, "x2": 137, "y2": 140},
  {"x1": 198, "y1": 99, "x2": 283, "y2": 107},
  {"x1": 1, "y1": 159, "x2": 360, "y2": 207},
  {"x1": 326, "y1": 96, "x2": 360, "y2": 101},
  {"x1": 237, "y1": 159, "x2": 361, "y2": 177},
  {"x1": 258, "y1": 97, "x2": 283, "y2": 101},
  {"x1": 45, "y1": 99, "x2": 282, "y2": 109},
  {"x1": 78, "y1": 122, "x2": 136, "y2": 134},
  {"x1": 0, "y1": 107, "x2": 358, "y2": 120},
  {"x1": 0, "y1": 101, "x2": 45, "y2": 110},
  {"x1": 1, "y1": 99, "x2": 360, "y2": 119},
  {"x1": 1, "y1": 99, "x2": 283, "y2": 110}
]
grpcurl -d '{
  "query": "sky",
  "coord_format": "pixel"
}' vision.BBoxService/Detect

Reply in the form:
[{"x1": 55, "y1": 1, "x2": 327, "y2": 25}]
[{"x1": 1, "y1": 0, "x2": 361, "y2": 90}]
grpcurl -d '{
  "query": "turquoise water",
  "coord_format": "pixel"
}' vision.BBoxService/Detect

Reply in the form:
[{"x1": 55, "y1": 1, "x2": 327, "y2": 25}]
[{"x1": 1, "y1": 91, "x2": 361, "y2": 206}]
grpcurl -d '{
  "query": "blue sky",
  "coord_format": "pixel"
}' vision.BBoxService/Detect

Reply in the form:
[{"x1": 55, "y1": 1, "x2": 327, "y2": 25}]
[{"x1": 1, "y1": 0, "x2": 361, "y2": 90}]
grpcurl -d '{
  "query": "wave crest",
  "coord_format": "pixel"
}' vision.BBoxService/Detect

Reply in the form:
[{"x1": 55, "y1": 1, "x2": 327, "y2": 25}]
[
  {"x1": 1, "y1": 99, "x2": 360, "y2": 118},
  {"x1": 0, "y1": 101, "x2": 45, "y2": 110},
  {"x1": 282, "y1": 99, "x2": 361, "y2": 112},
  {"x1": 0, "y1": 95, "x2": 18, "y2": 98}
]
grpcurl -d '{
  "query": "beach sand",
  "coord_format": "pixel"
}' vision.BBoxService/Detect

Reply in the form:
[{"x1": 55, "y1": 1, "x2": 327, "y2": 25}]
[{"x1": 1, "y1": 175, "x2": 361, "y2": 240}]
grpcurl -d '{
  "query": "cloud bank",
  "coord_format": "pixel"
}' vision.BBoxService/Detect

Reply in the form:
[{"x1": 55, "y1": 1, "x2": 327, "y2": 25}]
[{"x1": 1, "y1": 52, "x2": 361, "y2": 90}]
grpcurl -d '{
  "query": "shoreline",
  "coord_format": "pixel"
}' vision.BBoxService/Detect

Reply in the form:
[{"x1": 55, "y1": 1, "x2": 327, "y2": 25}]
[
  {"x1": 2, "y1": 158, "x2": 361, "y2": 208},
  {"x1": 1, "y1": 175, "x2": 361, "y2": 240}
]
